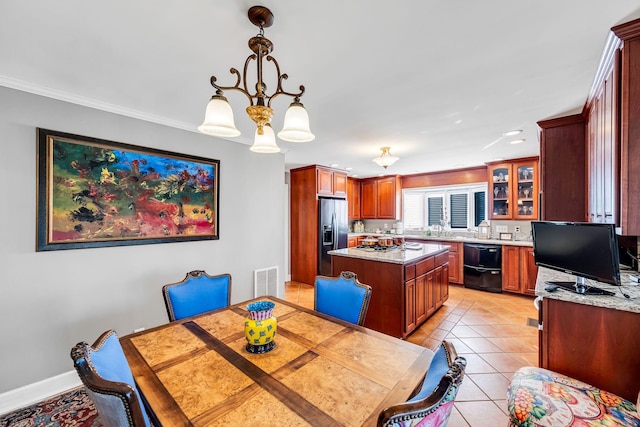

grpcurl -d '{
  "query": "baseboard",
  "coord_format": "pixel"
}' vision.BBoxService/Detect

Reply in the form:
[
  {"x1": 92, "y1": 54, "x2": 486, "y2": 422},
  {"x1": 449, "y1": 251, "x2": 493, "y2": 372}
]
[{"x1": 0, "y1": 371, "x2": 82, "y2": 416}]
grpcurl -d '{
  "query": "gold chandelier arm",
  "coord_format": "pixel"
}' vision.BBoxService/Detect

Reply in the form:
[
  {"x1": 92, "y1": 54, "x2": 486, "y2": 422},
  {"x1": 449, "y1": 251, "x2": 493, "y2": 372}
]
[
  {"x1": 265, "y1": 56, "x2": 305, "y2": 108},
  {"x1": 209, "y1": 66, "x2": 253, "y2": 104}
]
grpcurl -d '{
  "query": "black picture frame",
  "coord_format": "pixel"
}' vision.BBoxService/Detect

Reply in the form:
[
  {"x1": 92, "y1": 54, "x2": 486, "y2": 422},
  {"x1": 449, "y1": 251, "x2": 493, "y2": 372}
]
[{"x1": 36, "y1": 128, "x2": 220, "y2": 251}]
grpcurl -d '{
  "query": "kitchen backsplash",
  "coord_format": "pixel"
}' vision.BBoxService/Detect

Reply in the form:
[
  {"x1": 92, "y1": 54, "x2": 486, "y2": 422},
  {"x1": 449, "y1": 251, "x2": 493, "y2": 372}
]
[{"x1": 351, "y1": 219, "x2": 533, "y2": 241}]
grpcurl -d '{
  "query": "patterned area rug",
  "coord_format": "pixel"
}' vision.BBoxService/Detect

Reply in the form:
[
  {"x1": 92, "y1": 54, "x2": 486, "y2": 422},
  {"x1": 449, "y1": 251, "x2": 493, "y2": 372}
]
[{"x1": 0, "y1": 387, "x2": 101, "y2": 427}]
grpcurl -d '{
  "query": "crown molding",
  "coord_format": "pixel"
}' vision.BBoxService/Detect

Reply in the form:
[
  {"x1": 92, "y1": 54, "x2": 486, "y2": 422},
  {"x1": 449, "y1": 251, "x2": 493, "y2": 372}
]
[{"x1": 0, "y1": 75, "x2": 253, "y2": 146}]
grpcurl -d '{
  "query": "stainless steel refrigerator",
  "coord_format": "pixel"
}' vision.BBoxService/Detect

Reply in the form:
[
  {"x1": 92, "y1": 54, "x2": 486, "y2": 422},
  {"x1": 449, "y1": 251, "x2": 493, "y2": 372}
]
[{"x1": 318, "y1": 198, "x2": 348, "y2": 276}]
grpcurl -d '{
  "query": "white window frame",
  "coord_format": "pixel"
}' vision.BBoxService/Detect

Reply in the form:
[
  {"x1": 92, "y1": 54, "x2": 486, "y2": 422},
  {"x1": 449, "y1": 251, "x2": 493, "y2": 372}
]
[{"x1": 402, "y1": 183, "x2": 487, "y2": 231}]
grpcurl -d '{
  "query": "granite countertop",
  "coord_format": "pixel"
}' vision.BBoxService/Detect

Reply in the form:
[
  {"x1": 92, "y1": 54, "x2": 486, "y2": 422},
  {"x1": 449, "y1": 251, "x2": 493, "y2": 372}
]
[
  {"x1": 328, "y1": 243, "x2": 449, "y2": 265},
  {"x1": 348, "y1": 232, "x2": 533, "y2": 247},
  {"x1": 535, "y1": 267, "x2": 640, "y2": 314}
]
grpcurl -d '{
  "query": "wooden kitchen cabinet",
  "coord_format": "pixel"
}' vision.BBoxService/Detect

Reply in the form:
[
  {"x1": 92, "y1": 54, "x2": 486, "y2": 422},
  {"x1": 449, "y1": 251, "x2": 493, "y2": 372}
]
[
  {"x1": 502, "y1": 246, "x2": 521, "y2": 293},
  {"x1": 520, "y1": 247, "x2": 538, "y2": 295},
  {"x1": 403, "y1": 253, "x2": 448, "y2": 337},
  {"x1": 540, "y1": 297, "x2": 640, "y2": 402},
  {"x1": 417, "y1": 240, "x2": 463, "y2": 285},
  {"x1": 487, "y1": 157, "x2": 538, "y2": 220},
  {"x1": 290, "y1": 165, "x2": 347, "y2": 285},
  {"x1": 316, "y1": 167, "x2": 347, "y2": 197},
  {"x1": 360, "y1": 176, "x2": 401, "y2": 219},
  {"x1": 502, "y1": 245, "x2": 537, "y2": 296},
  {"x1": 587, "y1": 58, "x2": 619, "y2": 225},
  {"x1": 347, "y1": 237, "x2": 358, "y2": 248},
  {"x1": 347, "y1": 178, "x2": 361, "y2": 219},
  {"x1": 538, "y1": 115, "x2": 587, "y2": 222},
  {"x1": 613, "y1": 20, "x2": 640, "y2": 235}
]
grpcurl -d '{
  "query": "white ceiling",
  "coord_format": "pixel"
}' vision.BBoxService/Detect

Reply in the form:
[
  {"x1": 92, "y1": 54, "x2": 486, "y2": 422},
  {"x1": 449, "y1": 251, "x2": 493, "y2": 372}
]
[{"x1": 2, "y1": 1, "x2": 640, "y2": 178}]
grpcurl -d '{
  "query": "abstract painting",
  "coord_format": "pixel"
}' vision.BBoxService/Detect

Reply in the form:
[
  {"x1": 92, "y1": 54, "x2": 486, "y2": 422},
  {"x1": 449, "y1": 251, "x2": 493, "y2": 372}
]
[{"x1": 37, "y1": 128, "x2": 220, "y2": 251}]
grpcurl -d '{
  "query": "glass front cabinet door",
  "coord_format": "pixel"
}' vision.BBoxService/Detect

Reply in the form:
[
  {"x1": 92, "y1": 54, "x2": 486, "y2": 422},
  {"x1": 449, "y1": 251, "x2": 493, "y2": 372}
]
[
  {"x1": 489, "y1": 164, "x2": 512, "y2": 218},
  {"x1": 514, "y1": 160, "x2": 538, "y2": 219},
  {"x1": 488, "y1": 157, "x2": 538, "y2": 220}
]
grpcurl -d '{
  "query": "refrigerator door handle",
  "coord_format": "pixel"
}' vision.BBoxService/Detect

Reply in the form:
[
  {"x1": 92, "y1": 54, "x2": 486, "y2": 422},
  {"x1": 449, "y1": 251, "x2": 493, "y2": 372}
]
[{"x1": 331, "y1": 212, "x2": 338, "y2": 250}]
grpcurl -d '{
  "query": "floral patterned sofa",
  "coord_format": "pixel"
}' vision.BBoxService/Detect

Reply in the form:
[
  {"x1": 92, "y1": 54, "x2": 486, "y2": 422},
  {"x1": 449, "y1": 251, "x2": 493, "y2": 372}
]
[{"x1": 507, "y1": 366, "x2": 639, "y2": 426}]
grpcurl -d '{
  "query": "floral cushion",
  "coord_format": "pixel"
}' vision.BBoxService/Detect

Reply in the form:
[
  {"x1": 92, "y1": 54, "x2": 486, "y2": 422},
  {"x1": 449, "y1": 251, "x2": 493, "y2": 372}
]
[{"x1": 507, "y1": 366, "x2": 640, "y2": 426}]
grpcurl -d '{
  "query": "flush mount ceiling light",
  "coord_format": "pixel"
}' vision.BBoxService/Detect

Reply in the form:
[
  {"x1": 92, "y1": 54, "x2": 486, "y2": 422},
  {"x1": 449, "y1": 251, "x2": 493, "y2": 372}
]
[
  {"x1": 373, "y1": 147, "x2": 399, "y2": 169},
  {"x1": 503, "y1": 130, "x2": 523, "y2": 137},
  {"x1": 509, "y1": 138, "x2": 526, "y2": 144},
  {"x1": 198, "y1": 6, "x2": 315, "y2": 153}
]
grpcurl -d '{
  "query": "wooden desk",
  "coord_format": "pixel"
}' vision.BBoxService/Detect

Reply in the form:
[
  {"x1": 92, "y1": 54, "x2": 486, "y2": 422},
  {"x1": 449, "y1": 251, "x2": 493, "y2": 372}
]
[{"x1": 121, "y1": 296, "x2": 434, "y2": 426}]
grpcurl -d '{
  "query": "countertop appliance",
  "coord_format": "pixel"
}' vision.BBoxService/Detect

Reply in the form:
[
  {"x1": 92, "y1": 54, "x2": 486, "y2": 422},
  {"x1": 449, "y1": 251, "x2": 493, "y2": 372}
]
[
  {"x1": 318, "y1": 198, "x2": 348, "y2": 276},
  {"x1": 463, "y1": 243, "x2": 502, "y2": 293}
]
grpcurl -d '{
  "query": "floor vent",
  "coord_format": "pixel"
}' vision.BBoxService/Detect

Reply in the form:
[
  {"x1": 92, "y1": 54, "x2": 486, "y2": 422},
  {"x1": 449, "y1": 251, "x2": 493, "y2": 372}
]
[
  {"x1": 254, "y1": 266, "x2": 279, "y2": 298},
  {"x1": 526, "y1": 317, "x2": 538, "y2": 328}
]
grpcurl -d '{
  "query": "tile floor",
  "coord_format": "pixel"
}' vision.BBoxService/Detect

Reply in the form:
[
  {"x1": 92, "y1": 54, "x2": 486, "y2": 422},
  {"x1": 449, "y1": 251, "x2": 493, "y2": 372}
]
[{"x1": 284, "y1": 281, "x2": 539, "y2": 427}]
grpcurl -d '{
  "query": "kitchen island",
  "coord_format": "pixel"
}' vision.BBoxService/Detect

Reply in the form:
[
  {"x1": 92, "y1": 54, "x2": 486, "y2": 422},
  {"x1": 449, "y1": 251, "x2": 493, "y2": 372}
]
[{"x1": 329, "y1": 243, "x2": 450, "y2": 338}]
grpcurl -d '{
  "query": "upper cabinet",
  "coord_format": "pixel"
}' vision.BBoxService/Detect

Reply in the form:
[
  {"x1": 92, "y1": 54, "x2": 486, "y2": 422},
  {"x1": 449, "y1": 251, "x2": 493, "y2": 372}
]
[
  {"x1": 360, "y1": 176, "x2": 401, "y2": 220},
  {"x1": 315, "y1": 167, "x2": 347, "y2": 197},
  {"x1": 487, "y1": 157, "x2": 538, "y2": 220},
  {"x1": 538, "y1": 115, "x2": 587, "y2": 222},
  {"x1": 609, "y1": 20, "x2": 640, "y2": 235},
  {"x1": 538, "y1": 18, "x2": 640, "y2": 235},
  {"x1": 586, "y1": 51, "x2": 619, "y2": 226},
  {"x1": 347, "y1": 178, "x2": 361, "y2": 219}
]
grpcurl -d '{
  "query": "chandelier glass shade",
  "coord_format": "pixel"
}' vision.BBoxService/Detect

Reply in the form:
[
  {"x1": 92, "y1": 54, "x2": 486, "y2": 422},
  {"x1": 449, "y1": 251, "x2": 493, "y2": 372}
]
[
  {"x1": 250, "y1": 124, "x2": 280, "y2": 153},
  {"x1": 373, "y1": 147, "x2": 399, "y2": 169},
  {"x1": 198, "y1": 6, "x2": 314, "y2": 150}
]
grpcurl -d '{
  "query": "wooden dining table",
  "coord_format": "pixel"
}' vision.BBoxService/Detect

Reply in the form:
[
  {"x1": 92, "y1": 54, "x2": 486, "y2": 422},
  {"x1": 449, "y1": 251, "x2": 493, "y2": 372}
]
[{"x1": 120, "y1": 296, "x2": 435, "y2": 426}]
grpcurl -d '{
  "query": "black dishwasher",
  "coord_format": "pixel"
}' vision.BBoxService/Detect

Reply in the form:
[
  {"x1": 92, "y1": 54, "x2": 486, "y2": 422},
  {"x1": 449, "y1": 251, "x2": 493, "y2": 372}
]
[{"x1": 463, "y1": 243, "x2": 502, "y2": 293}]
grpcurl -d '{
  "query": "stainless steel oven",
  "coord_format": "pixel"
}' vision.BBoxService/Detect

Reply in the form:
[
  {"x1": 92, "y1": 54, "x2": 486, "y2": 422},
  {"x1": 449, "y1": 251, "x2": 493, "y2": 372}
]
[{"x1": 463, "y1": 243, "x2": 502, "y2": 293}]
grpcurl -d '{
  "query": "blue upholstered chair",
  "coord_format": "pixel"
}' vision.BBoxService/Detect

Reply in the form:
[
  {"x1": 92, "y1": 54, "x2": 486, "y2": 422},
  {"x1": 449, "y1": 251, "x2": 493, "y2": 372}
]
[
  {"x1": 314, "y1": 271, "x2": 372, "y2": 326},
  {"x1": 162, "y1": 270, "x2": 231, "y2": 321},
  {"x1": 70, "y1": 329, "x2": 151, "y2": 427},
  {"x1": 377, "y1": 340, "x2": 467, "y2": 427}
]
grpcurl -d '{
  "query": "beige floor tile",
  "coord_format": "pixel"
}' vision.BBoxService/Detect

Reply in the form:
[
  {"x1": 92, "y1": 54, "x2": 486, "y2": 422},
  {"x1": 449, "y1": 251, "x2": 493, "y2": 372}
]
[
  {"x1": 459, "y1": 353, "x2": 497, "y2": 374},
  {"x1": 486, "y1": 336, "x2": 538, "y2": 353},
  {"x1": 451, "y1": 324, "x2": 483, "y2": 338},
  {"x1": 455, "y1": 400, "x2": 509, "y2": 427},
  {"x1": 467, "y1": 373, "x2": 511, "y2": 401},
  {"x1": 478, "y1": 352, "x2": 528, "y2": 374},
  {"x1": 456, "y1": 376, "x2": 489, "y2": 401},
  {"x1": 457, "y1": 337, "x2": 503, "y2": 353}
]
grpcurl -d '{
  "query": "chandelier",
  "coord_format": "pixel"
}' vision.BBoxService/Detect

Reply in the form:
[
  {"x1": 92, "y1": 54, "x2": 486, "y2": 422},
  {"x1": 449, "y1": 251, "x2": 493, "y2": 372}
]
[
  {"x1": 373, "y1": 147, "x2": 399, "y2": 169},
  {"x1": 197, "y1": 5, "x2": 314, "y2": 153}
]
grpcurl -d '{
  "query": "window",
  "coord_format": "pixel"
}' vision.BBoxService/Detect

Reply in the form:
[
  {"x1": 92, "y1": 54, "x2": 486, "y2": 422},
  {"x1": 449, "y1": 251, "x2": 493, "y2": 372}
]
[{"x1": 403, "y1": 183, "x2": 487, "y2": 231}]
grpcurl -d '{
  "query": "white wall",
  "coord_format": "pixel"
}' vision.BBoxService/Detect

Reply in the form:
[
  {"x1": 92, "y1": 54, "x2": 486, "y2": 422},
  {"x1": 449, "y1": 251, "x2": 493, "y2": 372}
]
[{"x1": 0, "y1": 86, "x2": 286, "y2": 393}]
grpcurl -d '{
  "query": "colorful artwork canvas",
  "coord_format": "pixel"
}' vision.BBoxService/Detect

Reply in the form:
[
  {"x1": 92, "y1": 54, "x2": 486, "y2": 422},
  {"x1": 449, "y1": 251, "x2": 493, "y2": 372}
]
[{"x1": 37, "y1": 128, "x2": 220, "y2": 251}]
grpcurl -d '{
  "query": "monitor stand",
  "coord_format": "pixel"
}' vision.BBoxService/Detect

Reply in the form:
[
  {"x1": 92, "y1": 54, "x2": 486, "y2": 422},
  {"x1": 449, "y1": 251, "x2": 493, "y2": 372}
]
[{"x1": 546, "y1": 276, "x2": 615, "y2": 296}]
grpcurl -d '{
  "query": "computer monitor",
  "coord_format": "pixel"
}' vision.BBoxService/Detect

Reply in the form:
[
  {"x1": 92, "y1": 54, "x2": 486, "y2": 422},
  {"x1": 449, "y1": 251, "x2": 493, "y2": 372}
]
[{"x1": 531, "y1": 221, "x2": 621, "y2": 295}]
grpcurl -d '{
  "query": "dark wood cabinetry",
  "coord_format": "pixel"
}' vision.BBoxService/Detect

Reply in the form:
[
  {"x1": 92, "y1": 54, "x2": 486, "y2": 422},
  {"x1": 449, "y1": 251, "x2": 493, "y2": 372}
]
[
  {"x1": 360, "y1": 176, "x2": 401, "y2": 220},
  {"x1": 417, "y1": 240, "x2": 462, "y2": 285},
  {"x1": 538, "y1": 115, "x2": 586, "y2": 222},
  {"x1": 610, "y1": 20, "x2": 640, "y2": 235},
  {"x1": 537, "y1": 18, "x2": 640, "y2": 234},
  {"x1": 487, "y1": 158, "x2": 539, "y2": 220},
  {"x1": 347, "y1": 178, "x2": 361, "y2": 219},
  {"x1": 540, "y1": 297, "x2": 640, "y2": 402},
  {"x1": 331, "y1": 249, "x2": 448, "y2": 338},
  {"x1": 316, "y1": 167, "x2": 347, "y2": 197},
  {"x1": 502, "y1": 246, "x2": 538, "y2": 296},
  {"x1": 290, "y1": 165, "x2": 347, "y2": 285},
  {"x1": 586, "y1": 50, "x2": 619, "y2": 225}
]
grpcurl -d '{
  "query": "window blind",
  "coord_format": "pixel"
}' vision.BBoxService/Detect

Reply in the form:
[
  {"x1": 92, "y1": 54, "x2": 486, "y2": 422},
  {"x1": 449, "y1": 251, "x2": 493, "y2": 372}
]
[
  {"x1": 427, "y1": 197, "x2": 444, "y2": 226},
  {"x1": 403, "y1": 193, "x2": 424, "y2": 229},
  {"x1": 450, "y1": 193, "x2": 468, "y2": 228}
]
